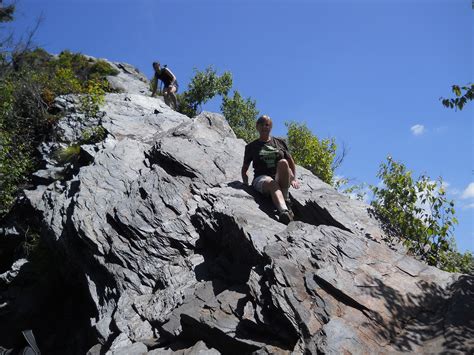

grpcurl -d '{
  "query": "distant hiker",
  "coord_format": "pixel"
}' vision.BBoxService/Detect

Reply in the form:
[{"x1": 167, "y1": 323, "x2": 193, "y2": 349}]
[
  {"x1": 241, "y1": 115, "x2": 300, "y2": 225},
  {"x1": 151, "y1": 61, "x2": 178, "y2": 110}
]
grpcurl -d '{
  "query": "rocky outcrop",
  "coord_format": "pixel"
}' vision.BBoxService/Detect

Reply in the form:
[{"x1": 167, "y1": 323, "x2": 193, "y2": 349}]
[{"x1": 0, "y1": 61, "x2": 472, "y2": 354}]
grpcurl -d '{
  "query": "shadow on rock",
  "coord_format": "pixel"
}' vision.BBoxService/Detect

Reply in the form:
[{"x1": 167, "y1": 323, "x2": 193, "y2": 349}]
[
  {"x1": 364, "y1": 275, "x2": 473, "y2": 353},
  {"x1": 226, "y1": 181, "x2": 280, "y2": 223}
]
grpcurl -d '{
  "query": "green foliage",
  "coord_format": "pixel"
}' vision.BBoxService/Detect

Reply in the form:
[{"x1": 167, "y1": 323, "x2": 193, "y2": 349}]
[
  {"x1": 0, "y1": 49, "x2": 115, "y2": 216},
  {"x1": 177, "y1": 66, "x2": 232, "y2": 117},
  {"x1": 0, "y1": 130, "x2": 34, "y2": 214},
  {"x1": 12, "y1": 48, "x2": 53, "y2": 69},
  {"x1": 55, "y1": 144, "x2": 81, "y2": 164},
  {"x1": 79, "y1": 79, "x2": 106, "y2": 119},
  {"x1": 49, "y1": 67, "x2": 82, "y2": 97},
  {"x1": 441, "y1": 84, "x2": 473, "y2": 111},
  {"x1": 221, "y1": 90, "x2": 259, "y2": 142},
  {"x1": 438, "y1": 242, "x2": 474, "y2": 274},
  {"x1": 286, "y1": 121, "x2": 337, "y2": 185},
  {"x1": 81, "y1": 125, "x2": 107, "y2": 144},
  {"x1": 370, "y1": 156, "x2": 469, "y2": 271},
  {"x1": 337, "y1": 179, "x2": 368, "y2": 202},
  {"x1": 90, "y1": 59, "x2": 120, "y2": 78}
]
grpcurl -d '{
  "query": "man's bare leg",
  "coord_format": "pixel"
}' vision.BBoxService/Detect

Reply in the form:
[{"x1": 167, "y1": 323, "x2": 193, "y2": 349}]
[
  {"x1": 262, "y1": 178, "x2": 288, "y2": 212},
  {"x1": 168, "y1": 86, "x2": 178, "y2": 110},
  {"x1": 275, "y1": 159, "x2": 294, "y2": 201}
]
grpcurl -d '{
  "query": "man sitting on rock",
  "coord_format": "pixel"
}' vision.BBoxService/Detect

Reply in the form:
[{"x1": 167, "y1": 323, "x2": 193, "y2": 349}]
[
  {"x1": 241, "y1": 115, "x2": 300, "y2": 224},
  {"x1": 151, "y1": 61, "x2": 178, "y2": 110}
]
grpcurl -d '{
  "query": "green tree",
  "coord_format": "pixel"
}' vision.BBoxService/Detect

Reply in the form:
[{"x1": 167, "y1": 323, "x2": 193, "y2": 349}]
[
  {"x1": 370, "y1": 156, "x2": 472, "y2": 272},
  {"x1": 441, "y1": 84, "x2": 473, "y2": 111},
  {"x1": 285, "y1": 121, "x2": 338, "y2": 185},
  {"x1": 177, "y1": 66, "x2": 232, "y2": 117},
  {"x1": 221, "y1": 90, "x2": 259, "y2": 143},
  {"x1": 440, "y1": 247, "x2": 473, "y2": 274}
]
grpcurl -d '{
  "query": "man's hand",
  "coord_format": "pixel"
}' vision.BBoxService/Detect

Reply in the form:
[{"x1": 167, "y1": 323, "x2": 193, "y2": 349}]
[
  {"x1": 241, "y1": 163, "x2": 250, "y2": 186},
  {"x1": 291, "y1": 179, "x2": 300, "y2": 189}
]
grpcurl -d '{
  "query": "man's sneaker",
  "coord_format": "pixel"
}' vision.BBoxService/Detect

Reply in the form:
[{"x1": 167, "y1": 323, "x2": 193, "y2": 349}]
[{"x1": 279, "y1": 210, "x2": 293, "y2": 225}]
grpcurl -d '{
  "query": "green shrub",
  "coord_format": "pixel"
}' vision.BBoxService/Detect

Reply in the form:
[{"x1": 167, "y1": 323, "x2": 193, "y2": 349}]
[
  {"x1": 0, "y1": 49, "x2": 116, "y2": 216},
  {"x1": 50, "y1": 67, "x2": 82, "y2": 96},
  {"x1": 12, "y1": 48, "x2": 52, "y2": 70},
  {"x1": 90, "y1": 59, "x2": 119, "y2": 77},
  {"x1": 81, "y1": 125, "x2": 107, "y2": 144},
  {"x1": 286, "y1": 121, "x2": 337, "y2": 185},
  {"x1": 221, "y1": 90, "x2": 259, "y2": 143},
  {"x1": 370, "y1": 157, "x2": 467, "y2": 270},
  {"x1": 54, "y1": 50, "x2": 93, "y2": 82},
  {"x1": 0, "y1": 131, "x2": 33, "y2": 214},
  {"x1": 55, "y1": 144, "x2": 81, "y2": 164},
  {"x1": 177, "y1": 66, "x2": 232, "y2": 117},
  {"x1": 79, "y1": 79, "x2": 106, "y2": 119}
]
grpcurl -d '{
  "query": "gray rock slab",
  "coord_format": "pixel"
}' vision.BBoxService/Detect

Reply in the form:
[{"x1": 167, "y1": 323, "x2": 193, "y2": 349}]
[{"x1": 6, "y1": 58, "x2": 470, "y2": 355}]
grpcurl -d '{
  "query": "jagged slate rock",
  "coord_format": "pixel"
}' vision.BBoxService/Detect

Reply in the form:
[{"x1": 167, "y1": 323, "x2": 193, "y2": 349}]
[
  {"x1": 264, "y1": 224, "x2": 459, "y2": 353},
  {"x1": 148, "y1": 112, "x2": 243, "y2": 186},
  {"x1": 107, "y1": 341, "x2": 148, "y2": 355},
  {"x1": 37, "y1": 142, "x2": 63, "y2": 166},
  {"x1": 106, "y1": 61, "x2": 150, "y2": 95},
  {"x1": 6, "y1": 59, "x2": 471, "y2": 355},
  {"x1": 101, "y1": 93, "x2": 187, "y2": 143},
  {"x1": 86, "y1": 343, "x2": 103, "y2": 355},
  {"x1": 52, "y1": 94, "x2": 80, "y2": 115},
  {"x1": 436, "y1": 275, "x2": 474, "y2": 353},
  {"x1": 251, "y1": 347, "x2": 291, "y2": 355},
  {"x1": 0, "y1": 259, "x2": 28, "y2": 285},
  {"x1": 20, "y1": 91, "x2": 191, "y2": 348},
  {"x1": 114, "y1": 292, "x2": 155, "y2": 341},
  {"x1": 106, "y1": 332, "x2": 132, "y2": 353},
  {"x1": 159, "y1": 281, "x2": 279, "y2": 352},
  {"x1": 148, "y1": 340, "x2": 220, "y2": 354},
  {"x1": 181, "y1": 340, "x2": 220, "y2": 355},
  {"x1": 194, "y1": 185, "x2": 282, "y2": 260},
  {"x1": 290, "y1": 167, "x2": 390, "y2": 245},
  {"x1": 32, "y1": 167, "x2": 65, "y2": 185},
  {"x1": 0, "y1": 226, "x2": 20, "y2": 238},
  {"x1": 192, "y1": 179, "x2": 467, "y2": 354}
]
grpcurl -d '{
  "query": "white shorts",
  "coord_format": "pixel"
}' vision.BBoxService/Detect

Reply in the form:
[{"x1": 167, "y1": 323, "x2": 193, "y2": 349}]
[{"x1": 252, "y1": 175, "x2": 273, "y2": 194}]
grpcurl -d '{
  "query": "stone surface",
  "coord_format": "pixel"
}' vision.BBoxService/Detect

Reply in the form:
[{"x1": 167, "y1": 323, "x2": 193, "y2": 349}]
[{"x1": 1, "y1": 59, "x2": 472, "y2": 355}]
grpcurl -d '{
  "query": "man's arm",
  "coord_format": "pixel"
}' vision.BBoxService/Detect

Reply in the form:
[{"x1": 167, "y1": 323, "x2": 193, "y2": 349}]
[
  {"x1": 151, "y1": 74, "x2": 158, "y2": 97},
  {"x1": 287, "y1": 154, "x2": 300, "y2": 189},
  {"x1": 241, "y1": 162, "x2": 250, "y2": 185}
]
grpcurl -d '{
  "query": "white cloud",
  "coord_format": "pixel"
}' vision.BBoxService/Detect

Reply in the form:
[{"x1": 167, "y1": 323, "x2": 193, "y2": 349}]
[
  {"x1": 462, "y1": 182, "x2": 474, "y2": 199},
  {"x1": 463, "y1": 203, "x2": 474, "y2": 210},
  {"x1": 411, "y1": 124, "x2": 425, "y2": 136}
]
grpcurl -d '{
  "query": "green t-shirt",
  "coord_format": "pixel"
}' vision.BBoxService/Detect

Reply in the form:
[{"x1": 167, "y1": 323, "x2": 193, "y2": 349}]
[{"x1": 244, "y1": 137, "x2": 290, "y2": 178}]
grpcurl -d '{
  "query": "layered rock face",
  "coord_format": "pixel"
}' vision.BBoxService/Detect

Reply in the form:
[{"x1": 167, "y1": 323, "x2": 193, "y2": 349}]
[{"x1": 0, "y1": 61, "x2": 472, "y2": 354}]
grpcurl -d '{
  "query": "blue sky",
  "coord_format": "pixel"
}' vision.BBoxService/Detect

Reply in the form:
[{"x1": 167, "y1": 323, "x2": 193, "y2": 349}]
[{"x1": 8, "y1": 0, "x2": 473, "y2": 252}]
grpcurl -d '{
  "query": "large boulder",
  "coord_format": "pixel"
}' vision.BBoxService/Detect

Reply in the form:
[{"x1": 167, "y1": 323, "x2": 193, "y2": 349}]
[{"x1": 0, "y1": 60, "x2": 472, "y2": 354}]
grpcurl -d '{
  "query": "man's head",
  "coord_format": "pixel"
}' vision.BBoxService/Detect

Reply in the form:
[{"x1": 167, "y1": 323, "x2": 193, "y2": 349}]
[
  {"x1": 152, "y1": 61, "x2": 161, "y2": 71},
  {"x1": 256, "y1": 115, "x2": 272, "y2": 137}
]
